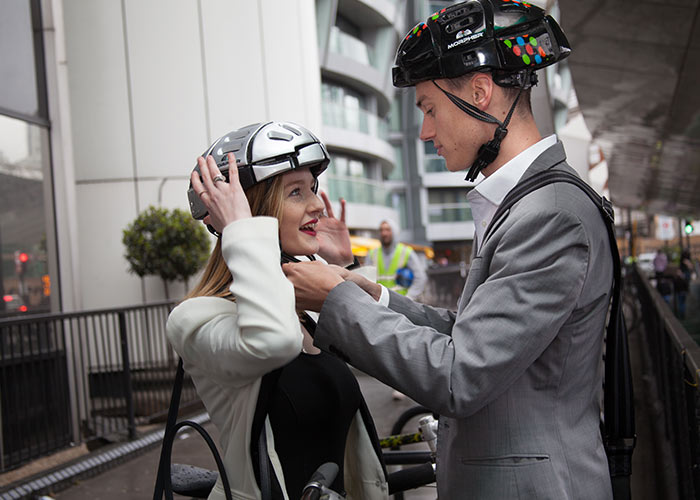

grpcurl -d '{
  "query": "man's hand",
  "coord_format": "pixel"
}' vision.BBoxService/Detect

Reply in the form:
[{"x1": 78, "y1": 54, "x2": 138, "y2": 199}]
[
  {"x1": 315, "y1": 192, "x2": 353, "y2": 266},
  {"x1": 283, "y1": 261, "x2": 344, "y2": 311}
]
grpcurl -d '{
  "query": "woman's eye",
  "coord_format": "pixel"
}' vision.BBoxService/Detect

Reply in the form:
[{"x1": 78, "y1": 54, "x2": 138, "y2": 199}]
[{"x1": 289, "y1": 188, "x2": 301, "y2": 197}]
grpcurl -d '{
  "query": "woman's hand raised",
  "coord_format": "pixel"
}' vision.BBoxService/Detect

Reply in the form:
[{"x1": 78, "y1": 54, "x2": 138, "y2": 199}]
[
  {"x1": 190, "y1": 153, "x2": 252, "y2": 233},
  {"x1": 316, "y1": 192, "x2": 353, "y2": 266}
]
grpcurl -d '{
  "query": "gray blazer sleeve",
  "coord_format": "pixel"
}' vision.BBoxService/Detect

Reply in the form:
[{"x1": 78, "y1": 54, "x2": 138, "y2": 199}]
[{"x1": 314, "y1": 207, "x2": 589, "y2": 419}]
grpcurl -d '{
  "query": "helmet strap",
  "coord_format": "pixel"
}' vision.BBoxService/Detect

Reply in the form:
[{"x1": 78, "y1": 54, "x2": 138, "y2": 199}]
[{"x1": 432, "y1": 70, "x2": 531, "y2": 182}]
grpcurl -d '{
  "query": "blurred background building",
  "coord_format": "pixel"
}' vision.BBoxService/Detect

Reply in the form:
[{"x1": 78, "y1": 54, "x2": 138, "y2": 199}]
[{"x1": 0, "y1": 0, "x2": 583, "y2": 315}]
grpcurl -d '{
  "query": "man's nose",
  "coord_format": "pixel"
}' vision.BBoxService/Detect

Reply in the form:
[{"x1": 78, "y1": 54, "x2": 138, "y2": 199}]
[{"x1": 419, "y1": 118, "x2": 433, "y2": 142}]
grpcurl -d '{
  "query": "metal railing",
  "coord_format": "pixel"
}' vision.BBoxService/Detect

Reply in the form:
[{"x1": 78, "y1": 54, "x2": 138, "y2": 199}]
[
  {"x1": 628, "y1": 264, "x2": 700, "y2": 499},
  {"x1": 0, "y1": 300, "x2": 199, "y2": 472}
]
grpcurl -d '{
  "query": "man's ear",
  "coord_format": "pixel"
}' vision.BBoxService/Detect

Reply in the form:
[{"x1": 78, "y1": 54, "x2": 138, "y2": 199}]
[{"x1": 470, "y1": 72, "x2": 494, "y2": 110}]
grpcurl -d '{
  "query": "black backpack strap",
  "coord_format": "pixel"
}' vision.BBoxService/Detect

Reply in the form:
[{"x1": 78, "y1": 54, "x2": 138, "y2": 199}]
[
  {"x1": 153, "y1": 358, "x2": 186, "y2": 500},
  {"x1": 483, "y1": 170, "x2": 635, "y2": 496},
  {"x1": 250, "y1": 367, "x2": 284, "y2": 500}
]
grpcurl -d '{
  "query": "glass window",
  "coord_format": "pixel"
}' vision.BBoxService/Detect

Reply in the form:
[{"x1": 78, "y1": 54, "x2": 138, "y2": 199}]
[
  {"x1": 0, "y1": 1, "x2": 54, "y2": 317},
  {"x1": 427, "y1": 187, "x2": 473, "y2": 223},
  {"x1": 0, "y1": 114, "x2": 53, "y2": 316},
  {"x1": 387, "y1": 192, "x2": 408, "y2": 229},
  {"x1": 326, "y1": 154, "x2": 387, "y2": 206},
  {"x1": 0, "y1": 0, "x2": 46, "y2": 121},
  {"x1": 389, "y1": 96, "x2": 402, "y2": 133},
  {"x1": 385, "y1": 145, "x2": 404, "y2": 181}
]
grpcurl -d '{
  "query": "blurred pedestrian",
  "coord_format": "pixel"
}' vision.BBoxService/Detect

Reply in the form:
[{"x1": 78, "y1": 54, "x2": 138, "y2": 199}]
[{"x1": 365, "y1": 219, "x2": 427, "y2": 300}]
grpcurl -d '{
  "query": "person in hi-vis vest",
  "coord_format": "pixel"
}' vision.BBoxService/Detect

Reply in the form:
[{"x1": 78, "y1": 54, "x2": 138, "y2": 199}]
[{"x1": 365, "y1": 219, "x2": 426, "y2": 300}]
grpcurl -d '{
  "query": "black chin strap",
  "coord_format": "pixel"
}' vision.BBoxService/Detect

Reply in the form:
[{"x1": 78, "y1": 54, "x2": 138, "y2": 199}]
[{"x1": 432, "y1": 70, "x2": 531, "y2": 182}]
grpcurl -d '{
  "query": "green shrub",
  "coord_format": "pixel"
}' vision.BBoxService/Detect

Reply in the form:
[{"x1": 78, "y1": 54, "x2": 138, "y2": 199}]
[{"x1": 122, "y1": 206, "x2": 210, "y2": 299}]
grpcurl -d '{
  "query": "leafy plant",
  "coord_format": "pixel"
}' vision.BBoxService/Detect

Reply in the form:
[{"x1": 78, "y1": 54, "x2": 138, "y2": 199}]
[{"x1": 122, "y1": 206, "x2": 210, "y2": 299}]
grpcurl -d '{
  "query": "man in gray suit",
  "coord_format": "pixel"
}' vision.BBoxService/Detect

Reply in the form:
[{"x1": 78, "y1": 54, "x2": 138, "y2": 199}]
[{"x1": 285, "y1": 1, "x2": 613, "y2": 498}]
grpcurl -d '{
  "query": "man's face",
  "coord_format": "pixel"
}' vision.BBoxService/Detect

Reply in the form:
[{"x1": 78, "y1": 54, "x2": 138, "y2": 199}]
[
  {"x1": 379, "y1": 222, "x2": 393, "y2": 246},
  {"x1": 415, "y1": 78, "x2": 489, "y2": 172}
]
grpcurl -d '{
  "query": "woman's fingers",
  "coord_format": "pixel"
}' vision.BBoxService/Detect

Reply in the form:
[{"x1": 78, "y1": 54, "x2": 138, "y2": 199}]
[
  {"x1": 338, "y1": 197, "x2": 346, "y2": 223},
  {"x1": 226, "y1": 153, "x2": 239, "y2": 186},
  {"x1": 320, "y1": 191, "x2": 334, "y2": 219},
  {"x1": 192, "y1": 157, "x2": 208, "y2": 197}
]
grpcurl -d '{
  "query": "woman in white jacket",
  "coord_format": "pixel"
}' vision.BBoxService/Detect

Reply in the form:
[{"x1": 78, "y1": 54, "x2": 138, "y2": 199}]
[{"x1": 166, "y1": 122, "x2": 388, "y2": 500}]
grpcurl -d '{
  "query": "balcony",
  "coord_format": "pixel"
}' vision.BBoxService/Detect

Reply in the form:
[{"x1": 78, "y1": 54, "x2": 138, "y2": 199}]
[
  {"x1": 322, "y1": 100, "x2": 388, "y2": 139},
  {"x1": 328, "y1": 27, "x2": 373, "y2": 68},
  {"x1": 322, "y1": 101, "x2": 395, "y2": 169},
  {"x1": 326, "y1": 175, "x2": 388, "y2": 206},
  {"x1": 427, "y1": 204, "x2": 473, "y2": 223}
]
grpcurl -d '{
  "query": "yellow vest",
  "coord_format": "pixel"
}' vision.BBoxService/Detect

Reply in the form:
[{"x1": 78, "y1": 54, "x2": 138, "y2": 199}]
[{"x1": 370, "y1": 243, "x2": 413, "y2": 295}]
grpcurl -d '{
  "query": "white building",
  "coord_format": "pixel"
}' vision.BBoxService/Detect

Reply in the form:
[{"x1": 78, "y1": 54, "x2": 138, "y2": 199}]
[{"x1": 0, "y1": 0, "x2": 405, "y2": 314}]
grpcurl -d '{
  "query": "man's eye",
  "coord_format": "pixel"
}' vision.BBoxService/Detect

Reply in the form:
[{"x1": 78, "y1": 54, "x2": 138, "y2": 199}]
[{"x1": 426, "y1": 108, "x2": 434, "y2": 116}]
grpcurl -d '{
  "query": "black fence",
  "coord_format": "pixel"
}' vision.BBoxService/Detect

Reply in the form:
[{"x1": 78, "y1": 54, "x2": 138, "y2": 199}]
[
  {"x1": 0, "y1": 301, "x2": 199, "y2": 472},
  {"x1": 628, "y1": 265, "x2": 700, "y2": 499}
]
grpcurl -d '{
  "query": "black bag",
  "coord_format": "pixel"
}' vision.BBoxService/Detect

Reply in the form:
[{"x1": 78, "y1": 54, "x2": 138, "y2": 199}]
[{"x1": 484, "y1": 169, "x2": 635, "y2": 500}]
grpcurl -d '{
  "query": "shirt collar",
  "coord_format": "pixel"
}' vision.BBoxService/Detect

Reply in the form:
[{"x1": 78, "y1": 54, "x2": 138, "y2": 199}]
[{"x1": 472, "y1": 135, "x2": 557, "y2": 206}]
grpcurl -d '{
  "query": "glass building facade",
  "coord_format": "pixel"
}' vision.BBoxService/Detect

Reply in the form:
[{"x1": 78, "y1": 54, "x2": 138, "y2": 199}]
[{"x1": 0, "y1": 0, "x2": 56, "y2": 316}]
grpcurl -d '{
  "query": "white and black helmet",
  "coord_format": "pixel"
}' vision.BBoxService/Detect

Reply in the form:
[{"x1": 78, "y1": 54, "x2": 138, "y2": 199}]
[{"x1": 188, "y1": 121, "x2": 330, "y2": 220}]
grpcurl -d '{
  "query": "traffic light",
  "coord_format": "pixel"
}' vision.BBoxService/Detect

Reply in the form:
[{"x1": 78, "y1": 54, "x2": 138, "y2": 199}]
[
  {"x1": 684, "y1": 219, "x2": 694, "y2": 235},
  {"x1": 15, "y1": 251, "x2": 29, "y2": 276}
]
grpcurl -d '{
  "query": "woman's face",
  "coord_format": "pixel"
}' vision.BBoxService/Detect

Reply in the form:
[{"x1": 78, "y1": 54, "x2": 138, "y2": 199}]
[{"x1": 279, "y1": 168, "x2": 325, "y2": 256}]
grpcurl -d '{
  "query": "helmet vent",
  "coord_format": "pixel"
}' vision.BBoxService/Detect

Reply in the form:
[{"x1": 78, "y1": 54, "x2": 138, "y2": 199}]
[
  {"x1": 446, "y1": 15, "x2": 480, "y2": 34},
  {"x1": 267, "y1": 130, "x2": 294, "y2": 141},
  {"x1": 281, "y1": 123, "x2": 302, "y2": 136}
]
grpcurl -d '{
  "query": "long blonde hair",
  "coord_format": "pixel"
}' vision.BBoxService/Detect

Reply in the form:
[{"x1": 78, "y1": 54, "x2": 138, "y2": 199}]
[{"x1": 184, "y1": 176, "x2": 286, "y2": 300}]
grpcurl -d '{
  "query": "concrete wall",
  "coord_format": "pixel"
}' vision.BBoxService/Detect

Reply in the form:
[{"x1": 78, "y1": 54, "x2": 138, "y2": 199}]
[{"x1": 53, "y1": 0, "x2": 322, "y2": 309}]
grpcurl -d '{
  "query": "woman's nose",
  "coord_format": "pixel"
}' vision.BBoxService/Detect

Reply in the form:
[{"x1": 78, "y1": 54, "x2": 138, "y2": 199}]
[{"x1": 310, "y1": 192, "x2": 325, "y2": 215}]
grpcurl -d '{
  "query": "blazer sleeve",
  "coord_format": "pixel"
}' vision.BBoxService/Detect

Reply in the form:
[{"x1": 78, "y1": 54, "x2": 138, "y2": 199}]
[
  {"x1": 167, "y1": 217, "x2": 302, "y2": 387},
  {"x1": 314, "y1": 208, "x2": 589, "y2": 418}
]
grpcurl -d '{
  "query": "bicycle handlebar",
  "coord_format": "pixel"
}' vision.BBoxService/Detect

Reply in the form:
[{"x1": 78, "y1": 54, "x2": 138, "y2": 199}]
[
  {"x1": 388, "y1": 462, "x2": 436, "y2": 495},
  {"x1": 300, "y1": 462, "x2": 340, "y2": 500}
]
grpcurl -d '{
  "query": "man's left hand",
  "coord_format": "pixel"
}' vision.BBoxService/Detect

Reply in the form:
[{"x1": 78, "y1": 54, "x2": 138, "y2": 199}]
[{"x1": 283, "y1": 261, "x2": 344, "y2": 311}]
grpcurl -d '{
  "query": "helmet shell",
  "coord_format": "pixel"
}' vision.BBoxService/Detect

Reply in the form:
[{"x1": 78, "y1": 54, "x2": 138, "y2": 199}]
[
  {"x1": 188, "y1": 121, "x2": 330, "y2": 220},
  {"x1": 392, "y1": 0, "x2": 571, "y2": 88}
]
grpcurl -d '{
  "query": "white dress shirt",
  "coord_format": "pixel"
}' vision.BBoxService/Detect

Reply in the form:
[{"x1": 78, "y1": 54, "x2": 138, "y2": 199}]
[{"x1": 468, "y1": 135, "x2": 557, "y2": 249}]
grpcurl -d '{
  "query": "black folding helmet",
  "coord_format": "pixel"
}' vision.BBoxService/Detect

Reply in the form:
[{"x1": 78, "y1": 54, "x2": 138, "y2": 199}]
[
  {"x1": 393, "y1": 0, "x2": 571, "y2": 181},
  {"x1": 188, "y1": 121, "x2": 329, "y2": 220},
  {"x1": 393, "y1": 0, "x2": 571, "y2": 89}
]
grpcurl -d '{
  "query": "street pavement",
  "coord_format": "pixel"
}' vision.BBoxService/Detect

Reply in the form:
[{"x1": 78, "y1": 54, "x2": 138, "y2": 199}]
[{"x1": 52, "y1": 370, "x2": 437, "y2": 499}]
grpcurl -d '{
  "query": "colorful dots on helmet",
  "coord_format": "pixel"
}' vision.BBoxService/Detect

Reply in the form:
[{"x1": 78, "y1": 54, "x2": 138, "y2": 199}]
[
  {"x1": 502, "y1": 0, "x2": 533, "y2": 6},
  {"x1": 538, "y1": 46, "x2": 546, "y2": 57},
  {"x1": 529, "y1": 37, "x2": 537, "y2": 46},
  {"x1": 534, "y1": 55, "x2": 542, "y2": 64},
  {"x1": 513, "y1": 45, "x2": 522, "y2": 56},
  {"x1": 522, "y1": 54, "x2": 531, "y2": 65},
  {"x1": 525, "y1": 44, "x2": 534, "y2": 55},
  {"x1": 516, "y1": 37, "x2": 525, "y2": 46},
  {"x1": 406, "y1": 23, "x2": 427, "y2": 40},
  {"x1": 503, "y1": 39, "x2": 513, "y2": 48}
]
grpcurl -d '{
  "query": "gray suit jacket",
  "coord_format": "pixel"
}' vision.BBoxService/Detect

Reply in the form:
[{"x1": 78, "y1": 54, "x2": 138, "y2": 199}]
[{"x1": 314, "y1": 143, "x2": 614, "y2": 499}]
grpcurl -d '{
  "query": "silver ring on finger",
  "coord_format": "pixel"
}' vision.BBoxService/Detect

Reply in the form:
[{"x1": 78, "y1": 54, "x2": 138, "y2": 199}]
[{"x1": 213, "y1": 175, "x2": 226, "y2": 183}]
